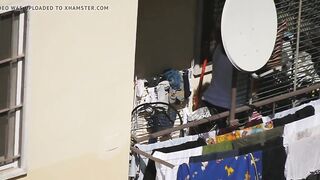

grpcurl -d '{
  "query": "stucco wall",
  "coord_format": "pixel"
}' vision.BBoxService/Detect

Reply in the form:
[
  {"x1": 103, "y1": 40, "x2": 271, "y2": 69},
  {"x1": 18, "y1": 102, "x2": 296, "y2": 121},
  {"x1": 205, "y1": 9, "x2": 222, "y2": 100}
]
[{"x1": 0, "y1": 0, "x2": 138, "y2": 179}]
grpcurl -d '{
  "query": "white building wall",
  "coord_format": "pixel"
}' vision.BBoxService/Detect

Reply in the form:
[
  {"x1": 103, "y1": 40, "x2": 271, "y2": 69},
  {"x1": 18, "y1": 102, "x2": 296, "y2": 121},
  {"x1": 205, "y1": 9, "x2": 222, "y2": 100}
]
[{"x1": 0, "y1": 0, "x2": 138, "y2": 179}]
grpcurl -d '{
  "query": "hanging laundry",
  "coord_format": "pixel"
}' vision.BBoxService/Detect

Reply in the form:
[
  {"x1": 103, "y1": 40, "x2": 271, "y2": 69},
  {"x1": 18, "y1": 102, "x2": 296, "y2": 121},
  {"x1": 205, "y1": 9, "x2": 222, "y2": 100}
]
[
  {"x1": 143, "y1": 139, "x2": 207, "y2": 180},
  {"x1": 267, "y1": 99, "x2": 320, "y2": 120},
  {"x1": 215, "y1": 131, "x2": 241, "y2": 143},
  {"x1": 136, "y1": 79, "x2": 147, "y2": 98},
  {"x1": 272, "y1": 105, "x2": 315, "y2": 127},
  {"x1": 153, "y1": 147, "x2": 203, "y2": 180},
  {"x1": 238, "y1": 137, "x2": 286, "y2": 180},
  {"x1": 129, "y1": 135, "x2": 200, "y2": 179},
  {"x1": 177, "y1": 151, "x2": 263, "y2": 180},
  {"x1": 233, "y1": 126, "x2": 284, "y2": 150},
  {"x1": 129, "y1": 131, "x2": 216, "y2": 180},
  {"x1": 189, "y1": 149, "x2": 239, "y2": 164},
  {"x1": 207, "y1": 121, "x2": 274, "y2": 145},
  {"x1": 188, "y1": 136, "x2": 286, "y2": 180},
  {"x1": 283, "y1": 115, "x2": 320, "y2": 146},
  {"x1": 285, "y1": 134, "x2": 320, "y2": 179},
  {"x1": 130, "y1": 99, "x2": 320, "y2": 180},
  {"x1": 146, "y1": 140, "x2": 234, "y2": 180},
  {"x1": 240, "y1": 122, "x2": 273, "y2": 137},
  {"x1": 202, "y1": 141, "x2": 233, "y2": 154}
]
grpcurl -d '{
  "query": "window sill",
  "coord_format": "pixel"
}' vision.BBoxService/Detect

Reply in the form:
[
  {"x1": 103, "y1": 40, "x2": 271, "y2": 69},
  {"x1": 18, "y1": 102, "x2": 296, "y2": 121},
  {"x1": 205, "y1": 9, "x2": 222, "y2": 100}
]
[{"x1": 0, "y1": 168, "x2": 27, "y2": 180}]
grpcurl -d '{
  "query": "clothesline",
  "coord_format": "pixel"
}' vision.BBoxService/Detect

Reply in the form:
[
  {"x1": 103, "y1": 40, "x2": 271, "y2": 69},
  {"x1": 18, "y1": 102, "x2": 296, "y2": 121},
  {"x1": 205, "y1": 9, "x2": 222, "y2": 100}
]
[
  {"x1": 131, "y1": 87, "x2": 319, "y2": 170},
  {"x1": 134, "y1": 83, "x2": 320, "y2": 143}
]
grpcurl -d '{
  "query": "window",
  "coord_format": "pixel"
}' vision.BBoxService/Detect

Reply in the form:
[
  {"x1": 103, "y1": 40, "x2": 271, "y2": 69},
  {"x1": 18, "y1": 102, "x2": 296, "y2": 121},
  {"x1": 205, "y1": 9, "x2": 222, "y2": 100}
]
[{"x1": 0, "y1": 9, "x2": 27, "y2": 178}]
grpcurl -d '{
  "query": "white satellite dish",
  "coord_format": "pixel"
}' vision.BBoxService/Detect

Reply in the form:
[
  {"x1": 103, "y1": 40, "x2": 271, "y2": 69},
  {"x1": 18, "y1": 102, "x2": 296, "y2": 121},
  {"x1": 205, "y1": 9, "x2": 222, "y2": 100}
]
[{"x1": 221, "y1": 0, "x2": 278, "y2": 72}]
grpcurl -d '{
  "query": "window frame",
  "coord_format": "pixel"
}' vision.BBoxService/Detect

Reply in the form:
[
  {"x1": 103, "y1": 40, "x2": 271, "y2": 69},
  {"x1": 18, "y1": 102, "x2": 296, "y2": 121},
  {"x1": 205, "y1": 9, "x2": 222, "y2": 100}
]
[{"x1": 0, "y1": 8, "x2": 28, "y2": 179}]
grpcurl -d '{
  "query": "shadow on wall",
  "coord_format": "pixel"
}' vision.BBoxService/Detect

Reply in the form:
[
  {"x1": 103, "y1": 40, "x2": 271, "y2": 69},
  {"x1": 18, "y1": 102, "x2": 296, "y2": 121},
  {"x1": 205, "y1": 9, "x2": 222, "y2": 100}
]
[{"x1": 134, "y1": 0, "x2": 198, "y2": 78}]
